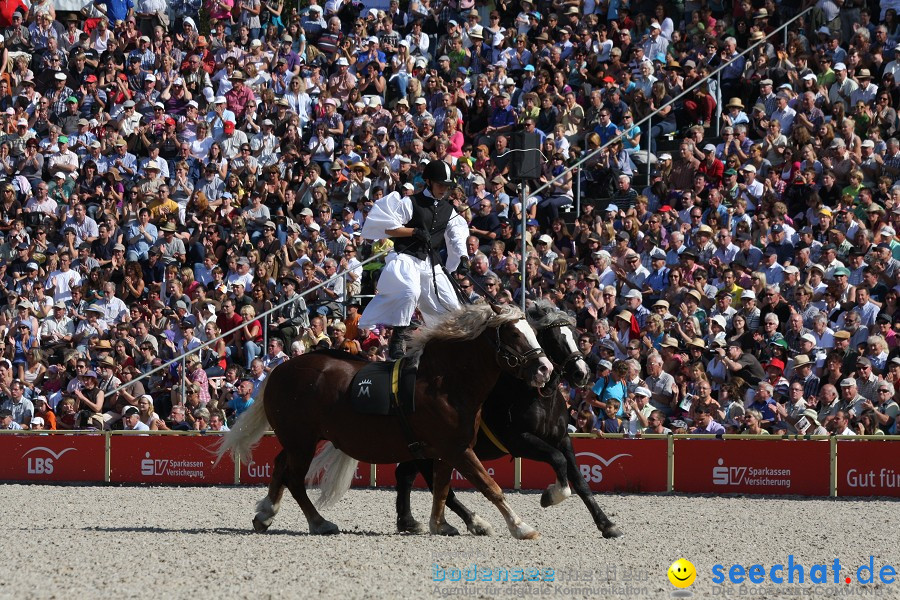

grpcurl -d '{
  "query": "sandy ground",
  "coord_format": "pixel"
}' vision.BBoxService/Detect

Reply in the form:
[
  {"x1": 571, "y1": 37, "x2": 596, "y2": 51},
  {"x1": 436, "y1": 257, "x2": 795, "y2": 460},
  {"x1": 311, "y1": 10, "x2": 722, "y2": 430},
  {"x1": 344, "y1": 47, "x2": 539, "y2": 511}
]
[{"x1": 0, "y1": 485, "x2": 897, "y2": 600}]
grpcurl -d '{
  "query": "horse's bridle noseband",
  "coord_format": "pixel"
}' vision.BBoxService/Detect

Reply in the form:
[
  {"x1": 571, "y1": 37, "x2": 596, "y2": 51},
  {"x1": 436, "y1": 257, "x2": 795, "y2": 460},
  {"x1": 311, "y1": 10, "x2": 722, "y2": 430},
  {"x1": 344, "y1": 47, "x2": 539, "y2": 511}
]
[
  {"x1": 535, "y1": 319, "x2": 588, "y2": 396},
  {"x1": 494, "y1": 318, "x2": 546, "y2": 369}
]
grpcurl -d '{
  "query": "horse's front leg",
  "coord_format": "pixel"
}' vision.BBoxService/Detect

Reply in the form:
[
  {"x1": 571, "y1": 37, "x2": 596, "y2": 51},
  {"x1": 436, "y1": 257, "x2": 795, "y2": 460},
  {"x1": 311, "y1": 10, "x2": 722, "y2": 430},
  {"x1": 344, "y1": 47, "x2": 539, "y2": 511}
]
[{"x1": 429, "y1": 459, "x2": 459, "y2": 536}]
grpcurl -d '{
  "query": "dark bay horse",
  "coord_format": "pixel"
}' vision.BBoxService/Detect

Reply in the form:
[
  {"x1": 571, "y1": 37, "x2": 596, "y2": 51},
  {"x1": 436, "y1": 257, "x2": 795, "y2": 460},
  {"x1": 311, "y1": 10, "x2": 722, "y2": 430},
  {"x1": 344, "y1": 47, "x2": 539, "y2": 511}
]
[
  {"x1": 395, "y1": 301, "x2": 623, "y2": 539},
  {"x1": 217, "y1": 304, "x2": 554, "y2": 539}
]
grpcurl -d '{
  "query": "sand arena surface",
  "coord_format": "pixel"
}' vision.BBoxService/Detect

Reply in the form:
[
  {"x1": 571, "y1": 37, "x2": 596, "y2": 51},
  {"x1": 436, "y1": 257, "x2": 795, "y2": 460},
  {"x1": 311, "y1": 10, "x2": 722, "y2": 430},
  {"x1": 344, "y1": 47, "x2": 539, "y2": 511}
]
[{"x1": 1, "y1": 485, "x2": 896, "y2": 599}]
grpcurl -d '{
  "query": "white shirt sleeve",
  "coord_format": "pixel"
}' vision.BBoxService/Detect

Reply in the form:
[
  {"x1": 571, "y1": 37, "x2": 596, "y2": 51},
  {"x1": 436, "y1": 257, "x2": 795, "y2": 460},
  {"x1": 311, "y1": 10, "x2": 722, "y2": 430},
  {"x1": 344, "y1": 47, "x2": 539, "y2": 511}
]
[
  {"x1": 360, "y1": 191, "x2": 411, "y2": 241},
  {"x1": 444, "y1": 212, "x2": 469, "y2": 272}
]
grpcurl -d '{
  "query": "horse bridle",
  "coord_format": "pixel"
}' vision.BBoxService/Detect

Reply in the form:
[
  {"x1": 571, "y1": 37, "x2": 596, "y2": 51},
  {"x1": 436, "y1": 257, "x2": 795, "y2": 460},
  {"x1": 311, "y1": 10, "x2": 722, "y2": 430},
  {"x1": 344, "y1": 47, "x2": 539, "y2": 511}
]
[
  {"x1": 493, "y1": 318, "x2": 546, "y2": 369},
  {"x1": 534, "y1": 319, "x2": 588, "y2": 397}
]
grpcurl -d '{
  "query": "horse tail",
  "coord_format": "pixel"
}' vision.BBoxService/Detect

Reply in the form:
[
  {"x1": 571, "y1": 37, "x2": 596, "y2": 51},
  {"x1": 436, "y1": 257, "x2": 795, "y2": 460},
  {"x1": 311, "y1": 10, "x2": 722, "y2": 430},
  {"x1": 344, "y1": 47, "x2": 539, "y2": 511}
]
[
  {"x1": 214, "y1": 377, "x2": 271, "y2": 466},
  {"x1": 305, "y1": 442, "x2": 359, "y2": 510}
]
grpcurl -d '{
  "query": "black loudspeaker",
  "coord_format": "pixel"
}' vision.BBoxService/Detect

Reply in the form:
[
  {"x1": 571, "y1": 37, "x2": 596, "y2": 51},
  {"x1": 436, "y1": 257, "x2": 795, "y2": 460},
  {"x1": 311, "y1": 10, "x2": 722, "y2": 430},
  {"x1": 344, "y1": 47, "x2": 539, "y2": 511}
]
[{"x1": 508, "y1": 131, "x2": 543, "y2": 180}]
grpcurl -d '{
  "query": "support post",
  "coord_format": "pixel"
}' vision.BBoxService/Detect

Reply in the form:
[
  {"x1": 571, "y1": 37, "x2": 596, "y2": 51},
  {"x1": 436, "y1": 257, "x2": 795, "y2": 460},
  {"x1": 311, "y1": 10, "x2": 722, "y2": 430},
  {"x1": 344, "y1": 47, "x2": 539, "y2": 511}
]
[
  {"x1": 520, "y1": 182, "x2": 528, "y2": 314},
  {"x1": 646, "y1": 113, "x2": 653, "y2": 188}
]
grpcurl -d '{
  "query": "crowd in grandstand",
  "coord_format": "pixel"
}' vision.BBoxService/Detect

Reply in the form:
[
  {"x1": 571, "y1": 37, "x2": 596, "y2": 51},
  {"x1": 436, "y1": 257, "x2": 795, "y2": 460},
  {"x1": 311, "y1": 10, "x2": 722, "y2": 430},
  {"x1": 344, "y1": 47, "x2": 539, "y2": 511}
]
[{"x1": 0, "y1": 0, "x2": 898, "y2": 438}]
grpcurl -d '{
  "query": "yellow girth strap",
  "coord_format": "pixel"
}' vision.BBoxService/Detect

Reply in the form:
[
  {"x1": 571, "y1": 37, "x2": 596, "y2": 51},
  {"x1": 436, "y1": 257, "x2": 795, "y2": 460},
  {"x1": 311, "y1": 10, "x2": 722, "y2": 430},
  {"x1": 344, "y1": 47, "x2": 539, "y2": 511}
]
[
  {"x1": 479, "y1": 420, "x2": 510, "y2": 455},
  {"x1": 391, "y1": 358, "x2": 403, "y2": 406}
]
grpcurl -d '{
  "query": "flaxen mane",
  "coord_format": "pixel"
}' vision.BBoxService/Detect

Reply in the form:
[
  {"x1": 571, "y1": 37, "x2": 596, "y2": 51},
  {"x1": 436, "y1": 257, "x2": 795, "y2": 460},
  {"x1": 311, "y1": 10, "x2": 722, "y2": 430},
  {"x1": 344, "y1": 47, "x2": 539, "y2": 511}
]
[
  {"x1": 406, "y1": 304, "x2": 524, "y2": 362},
  {"x1": 526, "y1": 300, "x2": 575, "y2": 330}
]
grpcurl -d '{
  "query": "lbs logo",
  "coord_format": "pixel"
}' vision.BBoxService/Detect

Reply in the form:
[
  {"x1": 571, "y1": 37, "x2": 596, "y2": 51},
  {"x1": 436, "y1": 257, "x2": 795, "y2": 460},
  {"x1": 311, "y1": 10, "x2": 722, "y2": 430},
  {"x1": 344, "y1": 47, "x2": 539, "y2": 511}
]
[
  {"x1": 23, "y1": 447, "x2": 76, "y2": 474},
  {"x1": 576, "y1": 452, "x2": 631, "y2": 483}
]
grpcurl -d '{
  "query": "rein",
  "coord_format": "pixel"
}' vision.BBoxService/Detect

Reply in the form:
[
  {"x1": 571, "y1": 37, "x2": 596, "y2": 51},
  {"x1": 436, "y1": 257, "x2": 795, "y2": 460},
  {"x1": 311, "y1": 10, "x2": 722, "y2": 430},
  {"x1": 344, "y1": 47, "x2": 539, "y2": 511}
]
[
  {"x1": 535, "y1": 319, "x2": 588, "y2": 397},
  {"x1": 447, "y1": 275, "x2": 547, "y2": 372}
]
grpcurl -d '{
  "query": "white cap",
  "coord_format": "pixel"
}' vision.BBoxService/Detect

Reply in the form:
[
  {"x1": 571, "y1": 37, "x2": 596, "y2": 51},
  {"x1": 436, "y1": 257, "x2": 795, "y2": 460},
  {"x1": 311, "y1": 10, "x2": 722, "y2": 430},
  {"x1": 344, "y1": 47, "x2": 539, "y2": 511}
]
[
  {"x1": 803, "y1": 72, "x2": 817, "y2": 81},
  {"x1": 537, "y1": 234, "x2": 553, "y2": 245},
  {"x1": 214, "y1": 96, "x2": 227, "y2": 104},
  {"x1": 741, "y1": 164, "x2": 757, "y2": 173},
  {"x1": 54, "y1": 72, "x2": 67, "y2": 81},
  {"x1": 703, "y1": 143, "x2": 717, "y2": 152},
  {"x1": 659, "y1": 153, "x2": 672, "y2": 161},
  {"x1": 145, "y1": 74, "x2": 156, "y2": 82},
  {"x1": 834, "y1": 62, "x2": 847, "y2": 71},
  {"x1": 16, "y1": 118, "x2": 27, "y2": 127},
  {"x1": 336, "y1": 57, "x2": 349, "y2": 66}
]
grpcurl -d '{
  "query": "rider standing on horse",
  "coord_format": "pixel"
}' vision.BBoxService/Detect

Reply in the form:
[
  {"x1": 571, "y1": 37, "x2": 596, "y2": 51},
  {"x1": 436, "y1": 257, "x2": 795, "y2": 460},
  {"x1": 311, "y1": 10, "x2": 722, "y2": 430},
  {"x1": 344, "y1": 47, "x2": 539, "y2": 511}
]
[{"x1": 360, "y1": 159, "x2": 470, "y2": 359}]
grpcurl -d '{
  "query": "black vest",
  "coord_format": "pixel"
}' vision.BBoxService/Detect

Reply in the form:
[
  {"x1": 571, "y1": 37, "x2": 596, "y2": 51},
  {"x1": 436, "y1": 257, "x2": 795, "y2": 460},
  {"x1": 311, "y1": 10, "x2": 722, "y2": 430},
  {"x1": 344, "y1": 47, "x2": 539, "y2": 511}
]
[{"x1": 390, "y1": 192, "x2": 454, "y2": 263}]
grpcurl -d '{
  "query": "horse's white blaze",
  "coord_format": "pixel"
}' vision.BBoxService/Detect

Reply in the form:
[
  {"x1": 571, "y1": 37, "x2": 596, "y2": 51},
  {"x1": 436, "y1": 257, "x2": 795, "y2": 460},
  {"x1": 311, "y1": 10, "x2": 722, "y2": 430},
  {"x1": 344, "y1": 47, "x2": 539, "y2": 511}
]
[
  {"x1": 559, "y1": 327, "x2": 591, "y2": 379},
  {"x1": 512, "y1": 319, "x2": 554, "y2": 381},
  {"x1": 513, "y1": 318, "x2": 543, "y2": 353},
  {"x1": 559, "y1": 327, "x2": 578, "y2": 356}
]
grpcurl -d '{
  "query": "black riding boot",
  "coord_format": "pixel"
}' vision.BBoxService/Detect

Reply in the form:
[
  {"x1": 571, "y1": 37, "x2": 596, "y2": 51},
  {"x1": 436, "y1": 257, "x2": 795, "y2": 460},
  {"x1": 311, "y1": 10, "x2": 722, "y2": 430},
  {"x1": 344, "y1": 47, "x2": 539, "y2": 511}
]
[{"x1": 388, "y1": 326, "x2": 408, "y2": 360}]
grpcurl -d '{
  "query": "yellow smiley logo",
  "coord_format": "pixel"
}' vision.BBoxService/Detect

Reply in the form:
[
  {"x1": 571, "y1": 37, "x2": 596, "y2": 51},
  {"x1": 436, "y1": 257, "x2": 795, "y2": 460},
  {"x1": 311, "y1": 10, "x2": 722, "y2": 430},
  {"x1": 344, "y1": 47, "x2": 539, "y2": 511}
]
[{"x1": 667, "y1": 559, "x2": 697, "y2": 588}]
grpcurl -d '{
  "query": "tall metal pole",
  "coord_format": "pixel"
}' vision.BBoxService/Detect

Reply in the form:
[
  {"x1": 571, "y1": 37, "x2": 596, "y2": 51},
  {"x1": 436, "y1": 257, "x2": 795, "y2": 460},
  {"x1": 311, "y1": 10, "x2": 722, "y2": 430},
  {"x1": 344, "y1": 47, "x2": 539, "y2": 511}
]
[
  {"x1": 520, "y1": 182, "x2": 528, "y2": 314},
  {"x1": 180, "y1": 354, "x2": 186, "y2": 406},
  {"x1": 715, "y1": 71, "x2": 722, "y2": 138},
  {"x1": 575, "y1": 166, "x2": 581, "y2": 217},
  {"x1": 646, "y1": 113, "x2": 653, "y2": 188}
]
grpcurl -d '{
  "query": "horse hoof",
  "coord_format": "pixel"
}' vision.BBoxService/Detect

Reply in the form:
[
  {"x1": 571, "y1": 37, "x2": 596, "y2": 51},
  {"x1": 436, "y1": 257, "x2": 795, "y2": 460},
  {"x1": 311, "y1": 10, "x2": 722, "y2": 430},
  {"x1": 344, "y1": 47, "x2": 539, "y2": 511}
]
[
  {"x1": 429, "y1": 521, "x2": 460, "y2": 536},
  {"x1": 397, "y1": 519, "x2": 427, "y2": 534},
  {"x1": 252, "y1": 517, "x2": 270, "y2": 533},
  {"x1": 510, "y1": 522, "x2": 540, "y2": 540},
  {"x1": 311, "y1": 520, "x2": 340, "y2": 535},
  {"x1": 602, "y1": 524, "x2": 624, "y2": 539},
  {"x1": 540, "y1": 483, "x2": 571, "y2": 508},
  {"x1": 466, "y1": 515, "x2": 495, "y2": 536}
]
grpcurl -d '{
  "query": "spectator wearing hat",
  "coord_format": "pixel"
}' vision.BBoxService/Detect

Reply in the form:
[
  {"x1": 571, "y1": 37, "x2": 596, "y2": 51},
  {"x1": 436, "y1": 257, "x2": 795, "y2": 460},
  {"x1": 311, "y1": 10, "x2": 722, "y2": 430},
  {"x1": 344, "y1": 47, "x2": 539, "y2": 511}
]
[
  {"x1": 152, "y1": 220, "x2": 186, "y2": 265},
  {"x1": 121, "y1": 405, "x2": 150, "y2": 431},
  {"x1": 837, "y1": 376, "x2": 867, "y2": 418},
  {"x1": 73, "y1": 304, "x2": 108, "y2": 354}
]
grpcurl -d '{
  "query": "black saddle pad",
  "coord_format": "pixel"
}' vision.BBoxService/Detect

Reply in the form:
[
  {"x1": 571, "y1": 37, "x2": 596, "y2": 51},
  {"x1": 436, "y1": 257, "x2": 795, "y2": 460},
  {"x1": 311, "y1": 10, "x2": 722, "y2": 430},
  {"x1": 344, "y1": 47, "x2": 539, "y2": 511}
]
[{"x1": 349, "y1": 358, "x2": 417, "y2": 416}]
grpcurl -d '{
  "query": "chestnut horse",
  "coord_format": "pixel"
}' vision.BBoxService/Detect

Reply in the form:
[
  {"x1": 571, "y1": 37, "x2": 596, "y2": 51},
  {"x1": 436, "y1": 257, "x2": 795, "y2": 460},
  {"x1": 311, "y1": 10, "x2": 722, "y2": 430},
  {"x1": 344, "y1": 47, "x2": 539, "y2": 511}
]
[{"x1": 217, "y1": 304, "x2": 554, "y2": 539}]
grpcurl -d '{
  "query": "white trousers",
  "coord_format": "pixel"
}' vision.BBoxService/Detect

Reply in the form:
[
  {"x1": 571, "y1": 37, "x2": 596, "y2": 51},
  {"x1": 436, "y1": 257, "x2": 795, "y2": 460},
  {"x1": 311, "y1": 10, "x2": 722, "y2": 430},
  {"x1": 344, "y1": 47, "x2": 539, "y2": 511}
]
[{"x1": 359, "y1": 252, "x2": 461, "y2": 328}]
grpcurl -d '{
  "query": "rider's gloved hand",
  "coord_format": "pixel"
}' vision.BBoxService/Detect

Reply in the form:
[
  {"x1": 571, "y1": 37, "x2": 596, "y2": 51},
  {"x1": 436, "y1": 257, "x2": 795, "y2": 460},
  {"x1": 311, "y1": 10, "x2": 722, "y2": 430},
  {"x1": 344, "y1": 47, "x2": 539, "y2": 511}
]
[
  {"x1": 455, "y1": 256, "x2": 470, "y2": 276},
  {"x1": 411, "y1": 228, "x2": 430, "y2": 244}
]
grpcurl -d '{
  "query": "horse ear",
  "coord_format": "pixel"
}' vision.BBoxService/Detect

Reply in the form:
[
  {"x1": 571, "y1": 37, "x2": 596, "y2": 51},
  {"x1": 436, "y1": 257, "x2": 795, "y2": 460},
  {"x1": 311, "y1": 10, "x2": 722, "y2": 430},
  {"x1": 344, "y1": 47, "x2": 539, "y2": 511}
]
[{"x1": 490, "y1": 303, "x2": 503, "y2": 315}]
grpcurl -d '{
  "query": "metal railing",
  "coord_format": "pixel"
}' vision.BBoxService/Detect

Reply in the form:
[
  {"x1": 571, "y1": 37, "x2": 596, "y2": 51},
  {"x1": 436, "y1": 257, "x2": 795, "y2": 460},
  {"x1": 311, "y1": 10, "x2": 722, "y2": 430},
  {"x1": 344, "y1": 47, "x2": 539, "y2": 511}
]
[{"x1": 106, "y1": 249, "x2": 389, "y2": 402}]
